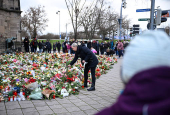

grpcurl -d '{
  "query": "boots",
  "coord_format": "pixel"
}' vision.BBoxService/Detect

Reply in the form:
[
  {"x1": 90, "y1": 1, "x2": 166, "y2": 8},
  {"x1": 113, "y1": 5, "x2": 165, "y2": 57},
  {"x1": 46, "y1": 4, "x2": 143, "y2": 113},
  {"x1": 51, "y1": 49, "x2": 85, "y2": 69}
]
[
  {"x1": 84, "y1": 82, "x2": 88, "y2": 88},
  {"x1": 87, "y1": 83, "x2": 95, "y2": 91}
]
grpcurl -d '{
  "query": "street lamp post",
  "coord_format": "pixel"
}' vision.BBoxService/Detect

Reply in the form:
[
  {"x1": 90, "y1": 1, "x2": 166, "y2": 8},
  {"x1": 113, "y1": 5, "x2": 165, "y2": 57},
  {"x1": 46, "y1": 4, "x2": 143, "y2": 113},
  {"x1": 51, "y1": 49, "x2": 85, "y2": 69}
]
[{"x1": 56, "y1": 11, "x2": 61, "y2": 43}]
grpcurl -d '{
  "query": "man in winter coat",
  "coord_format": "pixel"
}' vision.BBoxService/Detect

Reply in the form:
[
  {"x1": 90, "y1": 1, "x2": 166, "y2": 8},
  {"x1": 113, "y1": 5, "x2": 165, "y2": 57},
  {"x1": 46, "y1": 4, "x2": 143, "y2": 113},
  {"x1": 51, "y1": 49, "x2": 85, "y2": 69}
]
[
  {"x1": 45, "y1": 40, "x2": 51, "y2": 53},
  {"x1": 87, "y1": 41, "x2": 92, "y2": 49},
  {"x1": 24, "y1": 36, "x2": 29, "y2": 52},
  {"x1": 96, "y1": 30, "x2": 170, "y2": 115},
  {"x1": 56, "y1": 41, "x2": 61, "y2": 53},
  {"x1": 69, "y1": 43, "x2": 98, "y2": 91}
]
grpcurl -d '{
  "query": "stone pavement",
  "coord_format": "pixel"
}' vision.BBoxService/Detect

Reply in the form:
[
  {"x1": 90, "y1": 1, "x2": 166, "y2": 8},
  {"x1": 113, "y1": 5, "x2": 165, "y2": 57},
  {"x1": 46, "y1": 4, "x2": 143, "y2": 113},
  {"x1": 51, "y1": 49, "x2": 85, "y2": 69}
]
[{"x1": 0, "y1": 57, "x2": 124, "y2": 115}]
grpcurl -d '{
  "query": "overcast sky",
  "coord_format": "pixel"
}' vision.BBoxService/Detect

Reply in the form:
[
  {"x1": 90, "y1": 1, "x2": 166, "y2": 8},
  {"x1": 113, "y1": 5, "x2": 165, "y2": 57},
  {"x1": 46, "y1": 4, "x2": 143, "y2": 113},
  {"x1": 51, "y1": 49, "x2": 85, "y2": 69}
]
[{"x1": 20, "y1": 0, "x2": 170, "y2": 35}]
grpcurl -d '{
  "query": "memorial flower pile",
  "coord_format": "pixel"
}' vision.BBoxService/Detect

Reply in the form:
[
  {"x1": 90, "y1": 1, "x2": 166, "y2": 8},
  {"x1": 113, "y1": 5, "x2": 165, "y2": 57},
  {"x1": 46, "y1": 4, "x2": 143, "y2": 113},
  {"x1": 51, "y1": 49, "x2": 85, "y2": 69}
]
[{"x1": 0, "y1": 52, "x2": 117, "y2": 102}]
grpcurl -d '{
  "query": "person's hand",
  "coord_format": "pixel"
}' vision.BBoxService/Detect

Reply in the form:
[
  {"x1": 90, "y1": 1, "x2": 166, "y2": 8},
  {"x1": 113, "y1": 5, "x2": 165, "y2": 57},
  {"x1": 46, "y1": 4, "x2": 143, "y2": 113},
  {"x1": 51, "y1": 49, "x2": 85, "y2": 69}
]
[{"x1": 82, "y1": 60, "x2": 85, "y2": 63}]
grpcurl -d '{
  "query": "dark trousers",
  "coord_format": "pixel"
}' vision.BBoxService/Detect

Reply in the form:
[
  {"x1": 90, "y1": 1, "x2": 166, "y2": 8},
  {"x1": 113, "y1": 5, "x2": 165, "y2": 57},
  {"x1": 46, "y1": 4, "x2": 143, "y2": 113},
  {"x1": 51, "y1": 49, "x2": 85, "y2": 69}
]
[
  {"x1": 25, "y1": 46, "x2": 29, "y2": 52},
  {"x1": 58, "y1": 48, "x2": 60, "y2": 53},
  {"x1": 84, "y1": 65, "x2": 96, "y2": 87},
  {"x1": 97, "y1": 51, "x2": 99, "y2": 55},
  {"x1": 47, "y1": 48, "x2": 51, "y2": 53},
  {"x1": 101, "y1": 50, "x2": 104, "y2": 55},
  {"x1": 63, "y1": 48, "x2": 65, "y2": 53},
  {"x1": 118, "y1": 50, "x2": 123, "y2": 57},
  {"x1": 33, "y1": 47, "x2": 37, "y2": 53}
]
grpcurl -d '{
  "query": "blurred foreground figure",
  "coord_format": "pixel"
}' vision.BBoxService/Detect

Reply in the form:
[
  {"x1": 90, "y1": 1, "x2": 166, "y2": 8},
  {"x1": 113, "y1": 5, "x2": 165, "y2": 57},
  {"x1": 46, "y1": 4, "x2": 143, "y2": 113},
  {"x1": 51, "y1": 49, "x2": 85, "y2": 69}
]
[{"x1": 96, "y1": 30, "x2": 170, "y2": 115}]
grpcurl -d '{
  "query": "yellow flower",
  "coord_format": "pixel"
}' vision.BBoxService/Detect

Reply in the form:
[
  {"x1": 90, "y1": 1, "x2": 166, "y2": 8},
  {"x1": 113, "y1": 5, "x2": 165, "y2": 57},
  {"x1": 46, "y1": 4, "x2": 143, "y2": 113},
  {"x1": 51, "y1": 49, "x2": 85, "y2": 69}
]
[{"x1": 16, "y1": 83, "x2": 19, "y2": 86}]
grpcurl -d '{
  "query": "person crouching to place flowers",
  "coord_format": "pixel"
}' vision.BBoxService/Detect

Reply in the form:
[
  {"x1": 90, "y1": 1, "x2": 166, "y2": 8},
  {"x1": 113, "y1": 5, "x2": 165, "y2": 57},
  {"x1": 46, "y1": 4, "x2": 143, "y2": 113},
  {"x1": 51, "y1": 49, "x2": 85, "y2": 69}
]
[
  {"x1": 96, "y1": 30, "x2": 170, "y2": 115},
  {"x1": 68, "y1": 43, "x2": 98, "y2": 91}
]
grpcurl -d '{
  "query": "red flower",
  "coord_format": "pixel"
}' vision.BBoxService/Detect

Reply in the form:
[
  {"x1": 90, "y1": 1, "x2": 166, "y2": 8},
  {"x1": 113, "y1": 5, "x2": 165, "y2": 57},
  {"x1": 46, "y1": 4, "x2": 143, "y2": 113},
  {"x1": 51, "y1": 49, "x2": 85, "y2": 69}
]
[
  {"x1": 73, "y1": 89, "x2": 75, "y2": 91},
  {"x1": 28, "y1": 78, "x2": 36, "y2": 83},
  {"x1": 82, "y1": 86, "x2": 84, "y2": 89}
]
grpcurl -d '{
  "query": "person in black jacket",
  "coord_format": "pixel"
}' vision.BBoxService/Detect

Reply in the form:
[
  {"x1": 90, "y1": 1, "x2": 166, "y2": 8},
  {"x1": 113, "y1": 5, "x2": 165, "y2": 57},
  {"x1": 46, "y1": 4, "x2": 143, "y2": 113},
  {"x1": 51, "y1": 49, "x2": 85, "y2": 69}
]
[
  {"x1": 100, "y1": 41, "x2": 104, "y2": 55},
  {"x1": 46, "y1": 40, "x2": 51, "y2": 53},
  {"x1": 69, "y1": 43, "x2": 98, "y2": 91},
  {"x1": 96, "y1": 41, "x2": 100, "y2": 55},
  {"x1": 24, "y1": 36, "x2": 29, "y2": 52},
  {"x1": 87, "y1": 41, "x2": 91, "y2": 49},
  {"x1": 57, "y1": 41, "x2": 61, "y2": 53},
  {"x1": 53, "y1": 43, "x2": 56, "y2": 53},
  {"x1": 38, "y1": 41, "x2": 43, "y2": 53},
  {"x1": 30, "y1": 38, "x2": 38, "y2": 53}
]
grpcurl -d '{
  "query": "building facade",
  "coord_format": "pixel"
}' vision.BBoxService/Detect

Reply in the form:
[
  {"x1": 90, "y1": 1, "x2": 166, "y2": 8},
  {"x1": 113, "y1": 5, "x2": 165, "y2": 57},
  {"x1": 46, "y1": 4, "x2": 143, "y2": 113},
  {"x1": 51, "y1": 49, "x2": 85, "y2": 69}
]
[{"x1": 0, "y1": 0, "x2": 21, "y2": 41}]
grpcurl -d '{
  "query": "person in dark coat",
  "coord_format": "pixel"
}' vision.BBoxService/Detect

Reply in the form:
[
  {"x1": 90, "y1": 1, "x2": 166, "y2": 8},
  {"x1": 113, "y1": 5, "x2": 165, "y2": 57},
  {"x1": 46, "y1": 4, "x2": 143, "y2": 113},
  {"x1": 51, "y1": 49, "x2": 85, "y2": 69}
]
[
  {"x1": 87, "y1": 41, "x2": 92, "y2": 49},
  {"x1": 100, "y1": 41, "x2": 104, "y2": 55},
  {"x1": 115, "y1": 41, "x2": 118, "y2": 56},
  {"x1": 53, "y1": 43, "x2": 56, "y2": 53},
  {"x1": 69, "y1": 43, "x2": 98, "y2": 91},
  {"x1": 23, "y1": 36, "x2": 29, "y2": 52},
  {"x1": 92, "y1": 41, "x2": 97, "y2": 50},
  {"x1": 104, "y1": 41, "x2": 108, "y2": 53},
  {"x1": 38, "y1": 41, "x2": 43, "y2": 53},
  {"x1": 42, "y1": 41, "x2": 46, "y2": 52},
  {"x1": 62, "y1": 42, "x2": 65, "y2": 53},
  {"x1": 64, "y1": 41, "x2": 68, "y2": 53},
  {"x1": 96, "y1": 41, "x2": 100, "y2": 55},
  {"x1": 57, "y1": 41, "x2": 61, "y2": 53},
  {"x1": 45, "y1": 40, "x2": 51, "y2": 53},
  {"x1": 30, "y1": 38, "x2": 38, "y2": 53}
]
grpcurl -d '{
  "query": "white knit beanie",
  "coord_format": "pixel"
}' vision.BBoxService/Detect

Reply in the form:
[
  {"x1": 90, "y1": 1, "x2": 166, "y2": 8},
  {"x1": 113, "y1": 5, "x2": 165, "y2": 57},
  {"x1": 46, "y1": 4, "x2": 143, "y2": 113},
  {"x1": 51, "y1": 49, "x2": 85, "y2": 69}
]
[{"x1": 122, "y1": 30, "x2": 170, "y2": 83}]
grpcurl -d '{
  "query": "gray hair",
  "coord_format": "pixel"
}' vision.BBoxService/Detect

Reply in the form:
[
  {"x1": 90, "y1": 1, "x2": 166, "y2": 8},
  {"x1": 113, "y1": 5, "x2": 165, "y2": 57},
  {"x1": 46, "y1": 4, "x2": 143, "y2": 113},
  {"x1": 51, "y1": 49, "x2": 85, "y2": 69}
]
[{"x1": 71, "y1": 43, "x2": 78, "y2": 47}]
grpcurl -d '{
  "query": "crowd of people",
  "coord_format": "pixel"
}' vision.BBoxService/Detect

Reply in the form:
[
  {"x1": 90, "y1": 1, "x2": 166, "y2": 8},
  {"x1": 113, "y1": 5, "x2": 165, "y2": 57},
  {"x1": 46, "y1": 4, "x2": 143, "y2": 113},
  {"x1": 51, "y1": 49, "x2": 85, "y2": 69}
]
[{"x1": 23, "y1": 37, "x2": 129, "y2": 57}]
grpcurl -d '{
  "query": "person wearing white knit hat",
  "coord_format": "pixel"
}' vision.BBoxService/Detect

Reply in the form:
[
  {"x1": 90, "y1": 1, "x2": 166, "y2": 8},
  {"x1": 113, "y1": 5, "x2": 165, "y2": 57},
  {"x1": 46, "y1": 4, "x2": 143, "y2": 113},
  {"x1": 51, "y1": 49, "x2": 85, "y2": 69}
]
[
  {"x1": 96, "y1": 30, "x2": 170, "y2": 115},
  {"x1": 122, "y1": 30, "x2": 170, "y2": 83}
]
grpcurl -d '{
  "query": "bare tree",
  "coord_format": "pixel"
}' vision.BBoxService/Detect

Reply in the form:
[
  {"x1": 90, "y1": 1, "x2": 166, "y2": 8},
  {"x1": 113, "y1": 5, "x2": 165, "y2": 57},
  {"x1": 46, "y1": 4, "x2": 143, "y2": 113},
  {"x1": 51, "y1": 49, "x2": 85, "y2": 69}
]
[
  {"x1": 78, "y1": 0, "x2": 104, "y2": 40},
  {"x1": 65, "y1": 0, "x2": 87, "y2": 40},
  {"x1": 21, "y1": 5, "x2": 48, "y2": 38}
]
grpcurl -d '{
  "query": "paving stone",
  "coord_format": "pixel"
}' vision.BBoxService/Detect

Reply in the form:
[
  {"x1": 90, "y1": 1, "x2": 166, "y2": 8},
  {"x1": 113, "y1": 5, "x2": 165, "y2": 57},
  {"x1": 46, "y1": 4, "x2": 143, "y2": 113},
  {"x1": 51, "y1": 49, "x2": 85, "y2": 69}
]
[
  {"x1": 90, "y1": 104, "x2": 105, "y2": 109},
  {"x1": 5, "y1": 102, "x2": 19, "y2": 106},
  {"x1": 0, "y1": 105, "x2": 5, "y2": 111},
  {"x1": 7, "y1": 109, "x2": 23, "y2": 115},
  {"x1": 78, "y1": 105, "x2": 94, "y2": 111},
  {"x1": 6, "y1": 104, "x2": 21, "y2": 110},
  {"x1": 69, "y1": 99, "x2": 82, "y2": 103},
  {"x1": 36, "y1": 106, "x2": 50, "y2": 111},
  {"x1": 71, "y1": 111, "x2": 87, "y2": 115},
  {"x1": 53, "y1": 108, "x2": 68, "y2": 114},
  {"x1": 85, "y1": 100, "x2": 99, "y2": 105},
  {"x1": 18, "y1": 101, "x2": 32, "y2": 105},
  {"x1": 23, "y1": 111, "x2": 39, "y2": 115},
  {"x1": 0, "y1": 102, "x2": 5, "y2": 107},
  {"x1": 49, "y1": 104, "x2": 63, "y2": 109},
  {"x1": 33, "y1": 102, "x2": 47, "y2": 107},
  {"x1": 74, "y1": 102, "x2": 88, "y2": 106},
  {"x1": 45, "y1": 100, "x2": 59, "y2": 106},
  {"x1": 57, "y1": 99, "x2": 72, "y2": 104},
  {"x1": 57, "y1": 113, "x2": 71, "y2": 115},
  {"x1": 84, "y1": 109, "x2": 98, "y2": 115},
  {"x1": 20, "y1": 103, "x2": 34, "y2": 108},
  {"x1": 22, "y1": 108, "x2": 37, "y2": 113},
  {"x1": 66, "y1": 106, "x2": 81, "y2": 112},
  {"x1": 61, "y1": 103, "x2": 76, "y2": 108},
  {"x1": 0, "y1": 110, "x2": 7, "y2": 115},
  {"x1": 38, "y1": 109, "x2": 54, "y2": 115}
]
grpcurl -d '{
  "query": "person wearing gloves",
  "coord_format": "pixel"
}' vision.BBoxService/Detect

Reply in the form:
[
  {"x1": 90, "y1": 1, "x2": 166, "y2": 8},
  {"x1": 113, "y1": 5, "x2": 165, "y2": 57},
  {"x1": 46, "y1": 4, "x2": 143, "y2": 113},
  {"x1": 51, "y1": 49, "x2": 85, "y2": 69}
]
[
  {"x1": 68, "y1": 43, "x2": 98, "y2": 91},
  {"x1": 96, "y1": 30, "x2": 170, "y2": 115}
]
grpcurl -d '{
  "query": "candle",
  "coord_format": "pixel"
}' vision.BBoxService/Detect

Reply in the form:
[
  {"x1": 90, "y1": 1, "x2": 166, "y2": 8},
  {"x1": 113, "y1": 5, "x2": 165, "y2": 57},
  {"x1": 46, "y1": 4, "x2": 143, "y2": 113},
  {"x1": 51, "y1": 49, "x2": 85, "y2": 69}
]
[
  {"x1": 8, "y1": 97, "x2": 10, "y2": 101},
  {"x1": 10, "y1": 97, "x2": 13, "y2": 101},
  {"x1": 13, "y1": 91, "x2": 17, "y2": 96},
  {"x1": 53, "y1": 94, "x2": 55, "y2": 99},
  {"x1": 14, "y1": 96, "x2": 17, "y2": 101}
]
